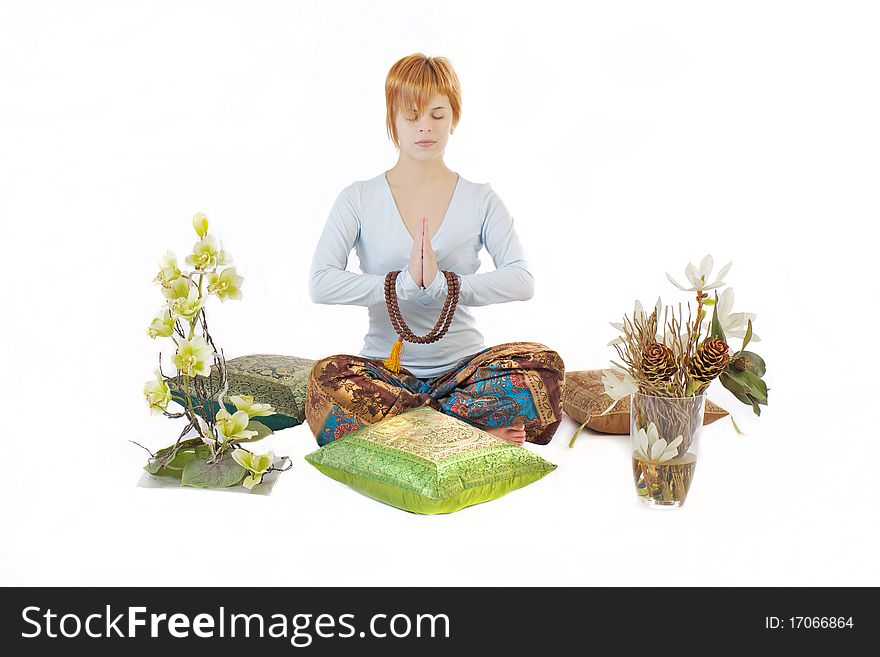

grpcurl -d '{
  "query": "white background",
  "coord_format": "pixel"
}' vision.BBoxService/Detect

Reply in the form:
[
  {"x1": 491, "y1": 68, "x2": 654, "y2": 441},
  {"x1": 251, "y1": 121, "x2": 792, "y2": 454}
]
[{"x1": 1, "y1": 0, "x2": 878, "y2": 586}]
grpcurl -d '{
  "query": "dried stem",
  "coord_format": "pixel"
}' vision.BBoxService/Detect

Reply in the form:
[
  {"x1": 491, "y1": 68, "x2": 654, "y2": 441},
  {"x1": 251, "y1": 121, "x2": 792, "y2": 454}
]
[{"x1": 613, "y1": 295, "x2": 707, "y2": 399}]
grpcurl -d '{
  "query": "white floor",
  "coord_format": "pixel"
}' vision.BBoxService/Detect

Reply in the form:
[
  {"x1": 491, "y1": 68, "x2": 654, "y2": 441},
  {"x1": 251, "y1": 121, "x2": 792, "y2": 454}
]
[
  {"x1": 3, "y1": 0, "x2": 877, "y2": 589},
  {"x1": 3, "y1": 386, "x2": 874, "y2": 587}
]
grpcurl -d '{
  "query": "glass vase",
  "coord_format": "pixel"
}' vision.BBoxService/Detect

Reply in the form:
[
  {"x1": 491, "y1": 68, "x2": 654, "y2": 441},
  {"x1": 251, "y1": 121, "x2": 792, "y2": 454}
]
[{"x1": 630, "y1": 391, "x2": 705, "y2": 508}]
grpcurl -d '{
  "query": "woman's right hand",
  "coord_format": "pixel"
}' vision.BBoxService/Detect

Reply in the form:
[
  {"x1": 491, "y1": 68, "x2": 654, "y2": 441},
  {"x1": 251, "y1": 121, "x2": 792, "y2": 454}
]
[{"x1": 407, "y1": 221, "x2": 423, "y2": 287}]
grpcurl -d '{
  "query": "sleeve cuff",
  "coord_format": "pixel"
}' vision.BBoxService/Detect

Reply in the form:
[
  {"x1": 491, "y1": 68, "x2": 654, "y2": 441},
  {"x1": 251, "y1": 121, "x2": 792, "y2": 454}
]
[
  {"x1": 395, "y1": 268, "x2": 422, "y2": 300},
  {"x1": 416, "y1": 270, "x2": 449, "y2": 307}
]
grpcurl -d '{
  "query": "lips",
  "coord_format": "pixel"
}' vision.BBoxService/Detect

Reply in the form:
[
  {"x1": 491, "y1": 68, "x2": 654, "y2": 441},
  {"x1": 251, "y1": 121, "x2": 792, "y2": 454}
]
[{"x1": 416, "y1": 140, "x2": 436, "y2": 145}]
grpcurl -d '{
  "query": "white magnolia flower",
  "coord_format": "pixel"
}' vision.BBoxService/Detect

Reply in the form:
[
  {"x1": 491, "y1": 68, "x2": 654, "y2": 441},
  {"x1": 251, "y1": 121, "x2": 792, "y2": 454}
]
[
  {"x1": 666, "y1": 254, "x2": 732, "y2": 292},
  {"x1": 714, "y1": 287, "x2": 760, "y2": 342},
  {"x1": 602, "y1": 366, "x2": 639, "y2": 401},
  {"x1": 633, "y1": 422, "x2": 684, "y2": 463}
]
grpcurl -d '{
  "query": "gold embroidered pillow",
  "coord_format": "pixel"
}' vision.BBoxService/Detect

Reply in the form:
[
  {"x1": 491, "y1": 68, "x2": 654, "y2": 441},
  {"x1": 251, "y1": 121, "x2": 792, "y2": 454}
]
[
  {"x1": 304, "y1": 406, "x2": 557, "y2": 514},
  {"x1": 563, "y1": 369, "x2": 729, "y2": 434},
  {"x1": 170, "y1": 354, "x2": 315, "y2": 431}
]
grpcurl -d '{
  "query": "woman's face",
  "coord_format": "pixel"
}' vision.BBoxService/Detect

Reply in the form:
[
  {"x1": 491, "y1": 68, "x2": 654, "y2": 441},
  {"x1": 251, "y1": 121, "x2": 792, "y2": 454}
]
[{"x1": 395, "y1": 94, "x2": 453, "y2": 159}]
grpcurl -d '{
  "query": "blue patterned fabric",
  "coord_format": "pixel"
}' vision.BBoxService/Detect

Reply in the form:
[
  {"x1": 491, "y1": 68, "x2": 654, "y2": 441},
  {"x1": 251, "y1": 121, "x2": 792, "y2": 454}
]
[{"x1": 305, "y1": 342, "x2": 565, "y2": 446}]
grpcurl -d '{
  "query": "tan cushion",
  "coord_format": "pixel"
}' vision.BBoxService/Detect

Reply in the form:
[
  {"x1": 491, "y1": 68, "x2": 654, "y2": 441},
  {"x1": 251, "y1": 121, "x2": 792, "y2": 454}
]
[{"x1": 563, "y1": 369, "x2": 729, "y2": 434}]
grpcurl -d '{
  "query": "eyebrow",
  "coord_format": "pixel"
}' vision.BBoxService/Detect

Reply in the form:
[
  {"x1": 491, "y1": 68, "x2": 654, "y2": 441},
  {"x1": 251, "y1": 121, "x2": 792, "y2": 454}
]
[{"x1": 407, "y1": 106, "x2": 447, "y2": 111}]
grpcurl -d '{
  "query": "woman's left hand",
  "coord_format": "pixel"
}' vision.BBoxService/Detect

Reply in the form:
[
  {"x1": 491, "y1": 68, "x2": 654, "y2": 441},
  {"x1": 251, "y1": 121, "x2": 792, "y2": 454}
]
[{"x1": 421, "y1": 217, "x2": 438, "y2": 288}]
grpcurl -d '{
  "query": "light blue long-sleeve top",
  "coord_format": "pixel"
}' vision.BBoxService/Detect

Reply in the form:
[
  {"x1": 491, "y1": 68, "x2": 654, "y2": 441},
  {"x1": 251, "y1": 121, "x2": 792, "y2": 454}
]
[{"x1": 308, "y1": 171, "x2": 534, "y2": 378}]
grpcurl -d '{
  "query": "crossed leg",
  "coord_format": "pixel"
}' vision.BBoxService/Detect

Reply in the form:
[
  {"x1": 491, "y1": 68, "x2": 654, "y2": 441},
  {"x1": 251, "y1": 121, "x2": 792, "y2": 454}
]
[{"x1": 304, "y1": 342, "x2": 565, "y2": 446}]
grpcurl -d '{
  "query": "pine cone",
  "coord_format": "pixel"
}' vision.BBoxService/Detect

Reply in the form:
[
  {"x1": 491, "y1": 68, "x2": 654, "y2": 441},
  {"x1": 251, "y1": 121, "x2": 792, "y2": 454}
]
[
  {"x1": 640, "y1": 342, "x2": 677, "y2": 384},
  {"x1": 689, "y1": 337, "x2": 730, "y2": 382}
]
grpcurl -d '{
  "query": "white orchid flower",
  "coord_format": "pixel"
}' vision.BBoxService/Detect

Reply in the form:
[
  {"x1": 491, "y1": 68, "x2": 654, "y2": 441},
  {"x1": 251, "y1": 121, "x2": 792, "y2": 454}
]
[
  {"x1": 666, "y1": 254, "x2": 732, "y2": 292},
  {"x1": 192, "y1": 212, "x2": 209, "y2": 238},
  {"x1": 215, "y1": 408, "x2": 258, "y2": 442},
  {"x1": 601, "y1": 366, "x2": 639, "y2": 401},
  {"x1": 172, "y1": 336, "x2": 214, "y2": 377},
  {"x1": 232, "y1": 449, "x2": 274, "y2": 489},
  {"x1": 153, "y1": 250, "x2": 181, "y2": 288},
  {"x1": 714, "y1": 288, "x2": 760, "y2": 341},
  {"x1": 143, "y1": 369, "x2": 172, "y2": 415},
  {"x1": 609, "y1": 298, "x2": 663, "y2": 346},
  {"x1": 229, "y1": 395, "x2": 275, "y2": 418},
  {"x1": 633, "y1": 422, "x2": 684, "y2": 463}
]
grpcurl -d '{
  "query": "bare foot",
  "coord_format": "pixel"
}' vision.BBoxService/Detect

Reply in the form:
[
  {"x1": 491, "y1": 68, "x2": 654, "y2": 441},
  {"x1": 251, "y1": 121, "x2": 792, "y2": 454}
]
[{"x1": 485, "y1": 424, "x2": 527, "y2": 446}]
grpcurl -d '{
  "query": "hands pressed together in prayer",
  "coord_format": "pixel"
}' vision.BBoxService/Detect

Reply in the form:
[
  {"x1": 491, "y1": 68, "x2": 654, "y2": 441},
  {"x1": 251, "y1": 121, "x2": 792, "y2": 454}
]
[
  {"x1": 407, "y1": 217, "x2": 438, "y2": 289},
  {"x1": 401, "y1": 218, "x2": 529, "y2": 446}
]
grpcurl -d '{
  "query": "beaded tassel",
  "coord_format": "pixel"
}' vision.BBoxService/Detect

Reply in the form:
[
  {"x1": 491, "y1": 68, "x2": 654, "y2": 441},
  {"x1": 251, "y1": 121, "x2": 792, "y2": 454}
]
[{"x1": 384, "y1": 337, "x2": 404, "y2": 374}]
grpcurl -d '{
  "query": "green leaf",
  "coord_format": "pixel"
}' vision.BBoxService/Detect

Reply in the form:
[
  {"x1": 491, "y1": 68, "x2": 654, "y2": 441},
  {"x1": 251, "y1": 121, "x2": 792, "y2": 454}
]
[
  {"x1": 737, "y1": 370, "x2": 768, "y2": 403},
  {"x1": 749, "y1": 395, "x2": 762, "y2": 416},
  {"x1": 181, "y1": 454, "x2": 247, "y2": 488},
  {"x1": 145, "y1": 464, "x2": 185, "y2": 479},
  {"x1": 163, "y1": 448, "x2": 199, "y2": 471},
  {"x1": 236, "y1": 419, "x2": 273, "y2": 443},
  {"x1": 153, "y1": 438, "x2": 202, "y2": 460},
  {"x1": 144, "y1": 460, "x2": 164, "y2": 475},
  {"x1": 722, "y1": 369, "x2": 768, "y2": 404},
  {"x1": 741, "y1": 319, "x2": 753, "y2": 352},
  {"x1": 710, "y1": 291, "x2": 726, "y2": 341},
  {"x1": 720, "y1": 371, "x2": 750, "y2": 396},
  {"x1": 685, "y1": 377, "x2": 703, "y2": 396},
  {"x1": 145, "y1": 438, "x2": 203, "y2": 474}
]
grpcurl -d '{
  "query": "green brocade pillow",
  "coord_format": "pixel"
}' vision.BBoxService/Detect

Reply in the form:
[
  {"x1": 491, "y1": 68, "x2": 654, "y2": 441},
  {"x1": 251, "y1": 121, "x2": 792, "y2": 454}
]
[
  {"x1": 170, "y1": 354, "x2": 315, "y2": 432},
  {"x1": 304, "y1": 406, "x2": 557, "y2": 514}
]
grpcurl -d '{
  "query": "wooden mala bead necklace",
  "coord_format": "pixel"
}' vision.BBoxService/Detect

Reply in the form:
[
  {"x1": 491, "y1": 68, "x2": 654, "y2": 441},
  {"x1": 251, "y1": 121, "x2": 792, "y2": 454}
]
[{"x1": 383, "y1": 270, "x2": 461, "y2": 374}]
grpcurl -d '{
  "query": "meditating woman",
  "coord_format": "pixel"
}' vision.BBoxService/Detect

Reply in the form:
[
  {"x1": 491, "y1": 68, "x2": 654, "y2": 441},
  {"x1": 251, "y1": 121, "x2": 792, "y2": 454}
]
[{"x1": 306, "y1": 53, "x2": 565, "y2": 447}]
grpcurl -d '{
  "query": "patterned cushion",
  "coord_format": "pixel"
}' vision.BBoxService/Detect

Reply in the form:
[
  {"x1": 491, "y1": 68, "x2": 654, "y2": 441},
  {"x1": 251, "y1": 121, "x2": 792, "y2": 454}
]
[
  {"x1": 304, "y1": 406, "x2": 557, "y2": 514},
  {"x1": 564, "y1": 369, "x2": 729, "y2": 434},
  {"x1": 170, "y1": 354, "x2": 315, "y2": 431}
]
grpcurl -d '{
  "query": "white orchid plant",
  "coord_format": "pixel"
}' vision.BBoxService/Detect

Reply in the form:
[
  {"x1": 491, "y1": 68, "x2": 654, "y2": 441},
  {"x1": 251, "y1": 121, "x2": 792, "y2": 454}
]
[
  {"x1": 570, "y1": 254, "x2": 768, "y2": 447},
  {"x1": 137, "y1": 213, "x2": 291, "y2": 490}
]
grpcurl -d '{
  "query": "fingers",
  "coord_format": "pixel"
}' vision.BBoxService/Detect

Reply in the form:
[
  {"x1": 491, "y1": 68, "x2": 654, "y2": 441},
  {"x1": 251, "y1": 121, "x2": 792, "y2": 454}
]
[{"x1": 408, "y1": 220, "x2": 423, "y2": 286}]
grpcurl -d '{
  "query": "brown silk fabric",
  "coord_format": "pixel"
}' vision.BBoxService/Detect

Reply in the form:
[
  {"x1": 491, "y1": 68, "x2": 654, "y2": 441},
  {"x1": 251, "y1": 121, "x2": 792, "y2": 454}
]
[{"x1": 306, "y1": 342, "x2": 565, "y2": 446}]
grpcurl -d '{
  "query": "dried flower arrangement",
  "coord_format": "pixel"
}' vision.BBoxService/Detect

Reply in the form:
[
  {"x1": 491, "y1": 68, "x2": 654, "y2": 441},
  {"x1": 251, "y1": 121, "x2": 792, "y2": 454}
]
[
  {"x1": 135, "y1": 213, "x2": 291, "y2": 490},
  {"x1": 570, "y1": 255, "x2": 768, "y2": 447}
]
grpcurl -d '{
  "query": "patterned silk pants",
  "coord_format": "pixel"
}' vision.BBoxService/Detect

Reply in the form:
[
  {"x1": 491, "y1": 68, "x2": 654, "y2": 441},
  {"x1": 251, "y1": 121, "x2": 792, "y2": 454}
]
[{"x1": 305, "y1": 341, "x2": 565, "y2": 446}]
